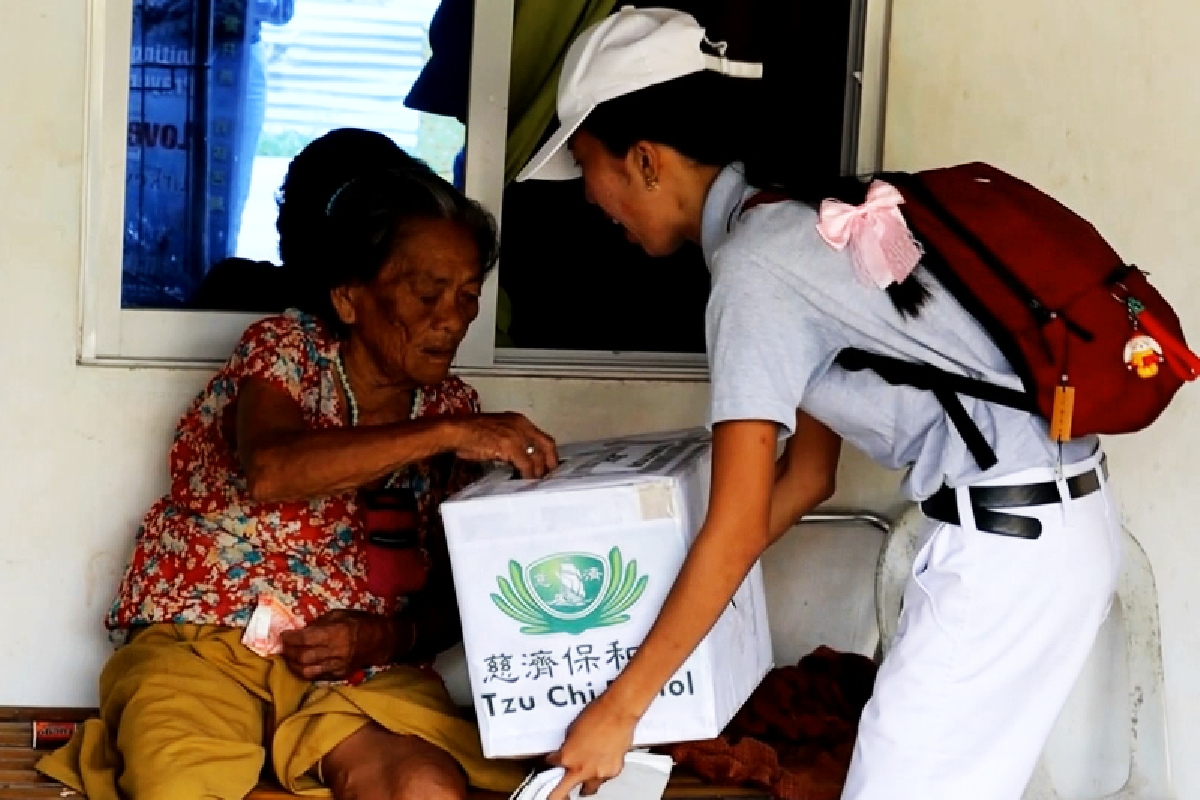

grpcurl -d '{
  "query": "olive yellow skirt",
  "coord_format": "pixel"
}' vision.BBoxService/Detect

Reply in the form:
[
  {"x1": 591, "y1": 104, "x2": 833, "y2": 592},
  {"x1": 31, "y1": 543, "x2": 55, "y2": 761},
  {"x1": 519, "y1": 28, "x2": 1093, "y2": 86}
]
[{"x1": 37, "y1": 624, "x2": 528, "y2": 799}]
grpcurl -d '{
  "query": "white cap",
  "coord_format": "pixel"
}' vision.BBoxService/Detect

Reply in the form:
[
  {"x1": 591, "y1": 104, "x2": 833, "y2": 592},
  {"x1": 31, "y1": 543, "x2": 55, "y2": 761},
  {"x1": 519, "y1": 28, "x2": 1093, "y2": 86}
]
[{"x1": 515, "y1": 6, "x2": 764, "y2": 182}]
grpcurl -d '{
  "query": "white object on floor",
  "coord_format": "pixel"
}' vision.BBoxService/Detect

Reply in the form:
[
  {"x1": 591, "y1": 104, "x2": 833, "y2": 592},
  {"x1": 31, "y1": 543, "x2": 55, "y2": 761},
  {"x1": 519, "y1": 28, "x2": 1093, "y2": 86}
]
[{"x1": 510, "y1": 752, "x2": 674, "y2": 800}]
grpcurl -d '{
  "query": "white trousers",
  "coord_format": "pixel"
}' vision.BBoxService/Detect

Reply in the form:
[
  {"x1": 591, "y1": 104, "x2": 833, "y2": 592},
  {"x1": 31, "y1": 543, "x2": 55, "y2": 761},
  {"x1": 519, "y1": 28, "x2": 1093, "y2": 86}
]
[{"x1": 842, "y1": 448, "x2": 1121, "y2": 800}]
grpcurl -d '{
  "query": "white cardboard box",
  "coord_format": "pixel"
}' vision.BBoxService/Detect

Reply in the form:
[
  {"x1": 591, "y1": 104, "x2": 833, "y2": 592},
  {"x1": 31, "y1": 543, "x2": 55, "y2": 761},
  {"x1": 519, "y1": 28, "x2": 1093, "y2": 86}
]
[{"x1": 440, "y1": 429, "x2": 773, "y2": 759}]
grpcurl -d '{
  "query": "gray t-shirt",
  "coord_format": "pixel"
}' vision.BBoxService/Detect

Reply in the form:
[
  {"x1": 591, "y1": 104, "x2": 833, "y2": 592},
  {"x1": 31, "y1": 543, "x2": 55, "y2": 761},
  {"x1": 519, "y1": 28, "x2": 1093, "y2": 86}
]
[{"x1": 702, "y1": 164, "x2": 1095, "y2": 500}]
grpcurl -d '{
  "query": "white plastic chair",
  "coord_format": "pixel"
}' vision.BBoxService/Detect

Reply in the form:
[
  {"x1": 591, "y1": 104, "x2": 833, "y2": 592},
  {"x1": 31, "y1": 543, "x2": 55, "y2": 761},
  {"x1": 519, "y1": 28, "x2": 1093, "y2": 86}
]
[
  {"x1": 761, "y1": 512, "x2": 891, "y2": 663},
  {"x1": 876, "y1": 505, "x2": 1176, "y2": 800}
]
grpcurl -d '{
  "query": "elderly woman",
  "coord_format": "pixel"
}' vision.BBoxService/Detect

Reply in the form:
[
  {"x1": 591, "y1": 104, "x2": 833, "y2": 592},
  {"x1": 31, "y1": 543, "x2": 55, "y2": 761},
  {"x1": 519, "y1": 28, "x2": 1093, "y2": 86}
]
[{"x1": 38, "y1": 129, "x2": 557, "y2": 800}]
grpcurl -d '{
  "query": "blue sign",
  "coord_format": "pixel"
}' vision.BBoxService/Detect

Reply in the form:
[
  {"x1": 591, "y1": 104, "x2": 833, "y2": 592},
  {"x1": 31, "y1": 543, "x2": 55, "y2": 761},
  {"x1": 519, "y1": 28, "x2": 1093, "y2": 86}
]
[{"x1": 123, "y1": 0, "x2": 254, "y2": 308}]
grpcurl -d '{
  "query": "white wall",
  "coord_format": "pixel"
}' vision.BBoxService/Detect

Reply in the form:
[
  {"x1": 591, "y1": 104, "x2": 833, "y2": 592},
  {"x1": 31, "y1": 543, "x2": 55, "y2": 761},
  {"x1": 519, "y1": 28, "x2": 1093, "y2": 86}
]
[
  {"x1": 886, "y1": 0, "x2": 1200, "y2": 793},
  {"x1": 0, "y1": 2, "x2": 903, "y2": 707}
]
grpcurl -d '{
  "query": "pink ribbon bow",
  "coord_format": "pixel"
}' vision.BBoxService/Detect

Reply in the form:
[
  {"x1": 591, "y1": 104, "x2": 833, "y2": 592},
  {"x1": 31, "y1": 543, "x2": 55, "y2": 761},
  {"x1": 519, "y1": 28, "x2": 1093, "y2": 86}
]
[{"x1": 815, "y1": 180, "x2": 922, "y2": 290}]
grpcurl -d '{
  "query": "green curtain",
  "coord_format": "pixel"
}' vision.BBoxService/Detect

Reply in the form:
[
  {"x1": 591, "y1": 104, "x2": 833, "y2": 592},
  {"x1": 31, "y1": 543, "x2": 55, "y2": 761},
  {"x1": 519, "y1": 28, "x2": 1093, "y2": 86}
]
[
  {"x1": 495, "y1": 0, "x2": 616, "y2": 346},
  {"x1": 504, "y1": 0, "x2": 618, "y2": 183}
]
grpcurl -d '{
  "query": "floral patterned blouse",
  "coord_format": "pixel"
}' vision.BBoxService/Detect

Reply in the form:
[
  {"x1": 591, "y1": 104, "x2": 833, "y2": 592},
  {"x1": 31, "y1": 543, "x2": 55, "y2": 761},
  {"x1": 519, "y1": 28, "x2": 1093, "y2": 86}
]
[{"x1": 106, "y1": 310, "x2": 482, "y2": 632}]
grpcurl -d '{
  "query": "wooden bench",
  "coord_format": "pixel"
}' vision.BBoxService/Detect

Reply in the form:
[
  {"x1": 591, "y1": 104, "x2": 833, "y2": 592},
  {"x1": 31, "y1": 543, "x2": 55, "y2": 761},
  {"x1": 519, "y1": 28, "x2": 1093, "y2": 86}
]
[{"x1": 0, "y1": 708, "x2": 765, "y2": 799}]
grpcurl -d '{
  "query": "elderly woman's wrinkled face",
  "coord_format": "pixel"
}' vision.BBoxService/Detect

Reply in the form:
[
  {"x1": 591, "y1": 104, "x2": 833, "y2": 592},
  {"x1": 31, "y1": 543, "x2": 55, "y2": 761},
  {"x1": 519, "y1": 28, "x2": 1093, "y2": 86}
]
[{"x1": 335, "y1": 217, "x2": 482, "y2": 386}]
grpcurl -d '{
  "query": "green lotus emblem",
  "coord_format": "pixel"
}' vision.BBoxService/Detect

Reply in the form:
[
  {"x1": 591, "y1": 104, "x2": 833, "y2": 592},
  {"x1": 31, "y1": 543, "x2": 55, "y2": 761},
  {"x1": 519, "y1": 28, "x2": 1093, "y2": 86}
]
[{"x1": 490, "y1": 548, "x2": 649, "y2": 635}]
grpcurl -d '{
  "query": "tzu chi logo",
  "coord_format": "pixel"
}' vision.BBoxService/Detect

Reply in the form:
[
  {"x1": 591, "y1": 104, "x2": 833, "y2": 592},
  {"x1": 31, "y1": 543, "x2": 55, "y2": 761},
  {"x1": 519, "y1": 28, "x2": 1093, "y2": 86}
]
[{"x1": 490, "y1": 549, "x2": 648, "y2": 635}]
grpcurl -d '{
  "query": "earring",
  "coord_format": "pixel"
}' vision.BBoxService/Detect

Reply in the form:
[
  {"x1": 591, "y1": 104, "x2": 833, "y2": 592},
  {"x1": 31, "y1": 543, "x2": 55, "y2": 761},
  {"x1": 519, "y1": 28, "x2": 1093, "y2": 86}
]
[{"x1": 645, "y1": 175, "x2": 659, "y2": 191}]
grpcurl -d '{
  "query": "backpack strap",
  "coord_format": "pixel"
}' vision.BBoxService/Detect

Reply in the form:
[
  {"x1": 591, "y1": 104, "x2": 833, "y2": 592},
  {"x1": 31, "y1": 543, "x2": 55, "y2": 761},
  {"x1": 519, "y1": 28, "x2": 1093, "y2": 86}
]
[
  {"x1": 740, "y1": 189, "x2": 791, "y2": 217},
  {"x1": 835, "y1": 348, "x2": 1038, "y2": 471}
]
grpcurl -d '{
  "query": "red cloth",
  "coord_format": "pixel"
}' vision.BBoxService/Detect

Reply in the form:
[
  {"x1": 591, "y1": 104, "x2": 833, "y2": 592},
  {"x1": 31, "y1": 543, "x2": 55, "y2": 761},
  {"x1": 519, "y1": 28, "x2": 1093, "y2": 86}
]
[{"x1": 666, "y1": 646, "x2": 877, "y2": 800}]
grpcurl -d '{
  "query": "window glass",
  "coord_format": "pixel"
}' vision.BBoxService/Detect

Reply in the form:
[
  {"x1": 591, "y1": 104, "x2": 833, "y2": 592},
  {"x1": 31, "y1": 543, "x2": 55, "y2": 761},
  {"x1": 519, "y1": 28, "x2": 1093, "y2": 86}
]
[
  {"x1": 493, "y1": 1, "x2": 854, "y2": 356},
  {"x1": 122, "y1": 0, "x2": 458, "y2": 310}
]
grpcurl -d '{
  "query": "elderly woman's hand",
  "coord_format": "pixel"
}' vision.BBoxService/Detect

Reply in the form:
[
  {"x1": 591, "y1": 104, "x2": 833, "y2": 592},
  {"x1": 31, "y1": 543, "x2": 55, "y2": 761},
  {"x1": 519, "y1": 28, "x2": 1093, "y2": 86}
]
[
  {"x1": 280, "y1": 609, "x2": 401, "y2": 680},
  {"x1": 446, "y1": 413, "x2": 559, "y2": 479}
]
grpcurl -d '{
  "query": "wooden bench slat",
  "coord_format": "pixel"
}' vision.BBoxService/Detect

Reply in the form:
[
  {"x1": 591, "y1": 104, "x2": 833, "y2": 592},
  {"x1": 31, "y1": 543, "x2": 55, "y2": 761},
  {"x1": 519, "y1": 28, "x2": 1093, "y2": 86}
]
[
  {"x1": 0, "y1": 750, "x2": 42, "y2": 770},
  {"x1": 0, "y1": 709, "x2": 94, "y2": 724},
  {"x1": 0, "y1": 722, "x2": 32, "y2": 748}
]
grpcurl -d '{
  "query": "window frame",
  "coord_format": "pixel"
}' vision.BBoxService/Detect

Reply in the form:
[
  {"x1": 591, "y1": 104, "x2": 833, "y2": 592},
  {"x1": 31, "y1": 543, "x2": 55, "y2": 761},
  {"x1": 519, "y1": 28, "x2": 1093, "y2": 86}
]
[{"x1": 77, "y1": 0, "x2": 892, "y2": 377}]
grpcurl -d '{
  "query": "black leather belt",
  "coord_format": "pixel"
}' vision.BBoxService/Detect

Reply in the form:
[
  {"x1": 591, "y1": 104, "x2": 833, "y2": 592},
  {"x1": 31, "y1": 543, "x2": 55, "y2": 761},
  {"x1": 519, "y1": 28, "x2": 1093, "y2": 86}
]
[{"x1": 920, "y1": 456, "x2": 1108, "y2": 540}]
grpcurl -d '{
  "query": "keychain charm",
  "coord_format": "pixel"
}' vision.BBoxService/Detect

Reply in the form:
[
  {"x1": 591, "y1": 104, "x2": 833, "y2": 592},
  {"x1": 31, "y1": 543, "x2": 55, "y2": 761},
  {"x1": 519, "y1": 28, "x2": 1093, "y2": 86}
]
[
  {"x1": 1124, "y1": 333, "x2": 1164, "y2": 378},
  {"x1": 1122, "y1": 294, "x2": 1165, "y2": 379}
]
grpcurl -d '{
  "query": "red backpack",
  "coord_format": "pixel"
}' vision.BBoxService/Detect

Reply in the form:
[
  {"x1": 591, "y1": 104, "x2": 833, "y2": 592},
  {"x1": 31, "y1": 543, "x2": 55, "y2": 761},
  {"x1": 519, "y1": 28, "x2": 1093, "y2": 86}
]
[{"x1": 752, "y1": 162, "x2": 1199, "y2": 470}]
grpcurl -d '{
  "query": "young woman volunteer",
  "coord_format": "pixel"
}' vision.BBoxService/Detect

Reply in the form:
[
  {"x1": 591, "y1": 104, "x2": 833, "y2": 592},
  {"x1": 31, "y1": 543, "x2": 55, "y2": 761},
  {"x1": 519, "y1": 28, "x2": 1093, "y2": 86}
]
[{"x1": 517, "y1": 8, "x2": 1121, "y2": 800}]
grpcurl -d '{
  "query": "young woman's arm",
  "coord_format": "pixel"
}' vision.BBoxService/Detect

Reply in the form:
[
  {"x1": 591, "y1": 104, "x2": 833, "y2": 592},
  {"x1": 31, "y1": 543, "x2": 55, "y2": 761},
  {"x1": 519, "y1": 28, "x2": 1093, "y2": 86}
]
[
  {"x1": 770, "y1": 410, "x2": 842, "y2": 539},
  {"x1": 546, "y1": 412, "x2": 841, "y2": 800}
]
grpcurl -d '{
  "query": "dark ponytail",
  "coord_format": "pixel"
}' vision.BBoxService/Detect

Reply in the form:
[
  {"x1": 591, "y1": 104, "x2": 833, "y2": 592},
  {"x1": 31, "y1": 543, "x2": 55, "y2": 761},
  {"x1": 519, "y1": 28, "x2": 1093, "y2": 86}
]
[{"x1": 578, "y1": 72, "x2": 930, "y2": 317}]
